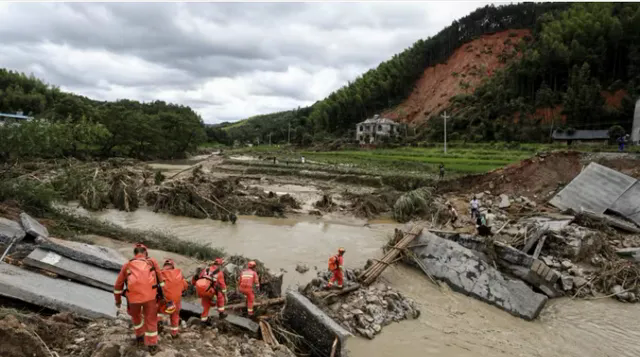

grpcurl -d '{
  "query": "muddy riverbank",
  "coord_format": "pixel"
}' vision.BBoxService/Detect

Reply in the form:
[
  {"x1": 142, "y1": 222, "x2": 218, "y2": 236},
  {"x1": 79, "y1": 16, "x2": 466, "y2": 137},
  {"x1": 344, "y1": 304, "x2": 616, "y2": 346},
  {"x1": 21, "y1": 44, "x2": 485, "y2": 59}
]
[{"x1": 69, "y1": 204, "x2": 640, "y2": 357}]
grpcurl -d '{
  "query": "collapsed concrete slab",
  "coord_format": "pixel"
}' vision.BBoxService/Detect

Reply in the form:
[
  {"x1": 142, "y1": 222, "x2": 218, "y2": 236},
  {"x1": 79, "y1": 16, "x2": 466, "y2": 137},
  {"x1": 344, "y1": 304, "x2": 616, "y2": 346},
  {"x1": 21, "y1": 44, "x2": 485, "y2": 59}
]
[
  {"x1": 0, "y1": 262, "x2": 117, "y2": 319},
  {"x1": 181, "y1": 300, "x2": 259, "y2": 333},
  {"x1": 282, "y1": 289, "x2": 351, "y2": 357},
  {"x1": 0, "y1": 217, "x2": 26, "y2": 243},
  {"x1": 409, "y1": 232, "x2": 548, "y2": 320},
  {"x1": 37, "y1": 237, "x2": 126, "y2": 271},
  {"x1": 20, "y1": 212, "x2": 49, "y2": 239},
  {"x1": 23, "y1": 248, "x2": 118, "y2": 291}
]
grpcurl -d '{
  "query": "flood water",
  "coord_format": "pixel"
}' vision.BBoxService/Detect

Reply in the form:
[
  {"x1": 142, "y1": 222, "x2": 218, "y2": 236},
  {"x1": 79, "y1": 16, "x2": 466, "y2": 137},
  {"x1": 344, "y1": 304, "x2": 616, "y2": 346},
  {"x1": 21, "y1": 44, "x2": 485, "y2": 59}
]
[{"x1": 72, "y1": 158, "x2": 640, "y2": 357}]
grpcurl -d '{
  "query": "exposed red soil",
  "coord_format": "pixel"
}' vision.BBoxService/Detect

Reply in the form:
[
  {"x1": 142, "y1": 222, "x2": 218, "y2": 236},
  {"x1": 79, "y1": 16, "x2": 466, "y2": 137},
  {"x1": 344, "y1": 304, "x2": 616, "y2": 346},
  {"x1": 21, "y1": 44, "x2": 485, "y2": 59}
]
[
  {"x1": 384, "y1": 29, "x2": 531, "y2": 124},
  {"x1": 602, "y1": 89, "x2": 627, "y2": 109},
  {"x1": 441, "y1": 151, "x2": 640, "y2": 202}
]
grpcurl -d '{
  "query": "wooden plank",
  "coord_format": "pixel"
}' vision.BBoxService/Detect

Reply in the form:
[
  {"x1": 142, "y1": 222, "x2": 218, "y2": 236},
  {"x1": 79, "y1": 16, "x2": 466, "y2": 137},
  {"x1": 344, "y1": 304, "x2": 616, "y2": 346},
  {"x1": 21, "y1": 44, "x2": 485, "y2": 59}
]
[
  {"x1": 532, "y1": 235, "x2": 547, "y2": 259},
  {"x1": 359, "y1": 225, "x2": 423, "y2": 285},
  {"x1": 521, "y1": 227, "x2": 547, "y2": 254}
]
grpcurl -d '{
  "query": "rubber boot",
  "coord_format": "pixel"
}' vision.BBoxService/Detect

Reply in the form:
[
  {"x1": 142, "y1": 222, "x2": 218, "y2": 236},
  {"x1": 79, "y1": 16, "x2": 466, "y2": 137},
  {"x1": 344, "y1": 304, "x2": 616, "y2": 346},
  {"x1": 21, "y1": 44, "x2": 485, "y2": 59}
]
[
  {"x1": 134, "y1": 336, "x2": 144, "y2": 346},
  {"x1": 218, "y1": 312, "x2": 228, "y2": 320},
  {"x1": 148, "y1": 345, "x2": 160, "y2": 356}
]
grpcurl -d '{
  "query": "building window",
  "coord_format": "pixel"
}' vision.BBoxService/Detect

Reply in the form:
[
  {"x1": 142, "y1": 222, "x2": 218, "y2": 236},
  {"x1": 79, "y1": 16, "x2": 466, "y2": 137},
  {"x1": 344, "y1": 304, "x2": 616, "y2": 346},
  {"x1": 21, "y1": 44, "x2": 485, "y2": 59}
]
[
  {"x1": 390, "y1": 126, "x2": 394, "y2": 134},
  {"x1": 359, "y1": 125, "x2": 363, "y2": 131},
  {"x1": 378, "y1": 125, "x2": 382, "y2": 131}
]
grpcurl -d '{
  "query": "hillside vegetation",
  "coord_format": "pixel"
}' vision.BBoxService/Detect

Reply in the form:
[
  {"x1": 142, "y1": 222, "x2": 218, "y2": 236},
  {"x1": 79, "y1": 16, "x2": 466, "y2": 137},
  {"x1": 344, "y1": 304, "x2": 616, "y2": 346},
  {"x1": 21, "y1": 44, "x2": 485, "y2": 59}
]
[
  {"x1": 218, "y1": 2, "x2": 640, "y2": 146},
  {"x1": 0, "y1": 69, "x2": 206, "y2": 161}
]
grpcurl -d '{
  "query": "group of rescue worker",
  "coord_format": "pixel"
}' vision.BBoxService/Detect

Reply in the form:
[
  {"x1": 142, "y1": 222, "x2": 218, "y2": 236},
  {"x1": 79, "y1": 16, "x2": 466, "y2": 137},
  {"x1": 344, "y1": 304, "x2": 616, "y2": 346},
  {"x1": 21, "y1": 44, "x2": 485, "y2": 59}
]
[{"x1": 113, "y1": 243, "x2": 261, "y2": 355}]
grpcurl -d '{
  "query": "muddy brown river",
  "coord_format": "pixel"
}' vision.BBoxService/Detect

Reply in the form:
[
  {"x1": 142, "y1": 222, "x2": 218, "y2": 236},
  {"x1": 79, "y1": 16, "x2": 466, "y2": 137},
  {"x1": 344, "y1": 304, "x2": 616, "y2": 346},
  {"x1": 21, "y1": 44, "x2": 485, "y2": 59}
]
[{"x1": 70, "y1": 158, "x2": 640, "y2": 357}]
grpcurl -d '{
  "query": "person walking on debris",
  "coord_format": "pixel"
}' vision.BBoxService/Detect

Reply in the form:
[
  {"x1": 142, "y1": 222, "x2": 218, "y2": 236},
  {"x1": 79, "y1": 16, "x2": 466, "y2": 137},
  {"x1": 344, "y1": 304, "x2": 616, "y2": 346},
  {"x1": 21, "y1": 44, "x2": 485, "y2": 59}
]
[
  {"x1": 470, "y1": 196, "x2": 480, "y2": 220},
  {"x1": 192, "y1": 258, "x2": 227, "y2": 323},
  {"x1": 157, "y1": 259, "x2": 188, "y2": 338},
  {"x1": 439, "y1": 163, "x2": 445, "y2": 180},
  {"x1": 327, "y1": 248, "x2": 346, "y2": 289},
  {"x1": 113, "y1": 243, "x2": 166, "y2": 355},
  {"x1": 476, "y1": 212, "x2": 492, "y2": 236},
  {"x1": 238, "y1": 261, "x2": 260, "y2": 317}
]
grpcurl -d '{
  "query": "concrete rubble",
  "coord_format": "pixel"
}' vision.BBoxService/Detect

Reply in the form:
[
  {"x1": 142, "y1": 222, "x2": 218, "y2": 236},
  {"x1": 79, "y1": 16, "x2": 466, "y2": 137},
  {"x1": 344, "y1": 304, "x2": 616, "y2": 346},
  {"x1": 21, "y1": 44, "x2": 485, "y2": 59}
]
[
  {"x1": 303, "y1": 269, "x2": 420, "y2": 339},
  {"x1": 282, "y1": 289, "x2": 351, "y2": 357},
  {"x1": 20, "y1": 212, "x2": 49, "y2": 239},
  {"x1": 0, "y1": 217, "x2": 26, "y2": 243},
  {"x1": 408, "y1": 231, "x2": 548, "y2": 320},
  {"x1": 0, "y1": 262, "x2": 117, "y2": 319},
  {"x1": 23, "y1": 247, "x2": 118, "y2": 291},
  {"x1": 37, "y1": 236, "x2": 127, "y2": 271}
]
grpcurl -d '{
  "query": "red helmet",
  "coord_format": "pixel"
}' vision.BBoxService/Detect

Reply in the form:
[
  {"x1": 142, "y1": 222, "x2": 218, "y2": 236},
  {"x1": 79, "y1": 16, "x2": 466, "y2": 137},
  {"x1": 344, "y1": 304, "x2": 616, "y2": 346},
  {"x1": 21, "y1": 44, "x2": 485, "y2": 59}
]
[
  {"x1": 134, "y1": 243, "x2": 148, "y2": 250},
  {"x1": 248, "y1": 261, "x2": 257, "y2": 269},
  {"x1": 215, "y1": 258, "x2": 225, "y2": 265},
  {"x1": 163, "y1": 259, "x2": 175, "y2": 268}
]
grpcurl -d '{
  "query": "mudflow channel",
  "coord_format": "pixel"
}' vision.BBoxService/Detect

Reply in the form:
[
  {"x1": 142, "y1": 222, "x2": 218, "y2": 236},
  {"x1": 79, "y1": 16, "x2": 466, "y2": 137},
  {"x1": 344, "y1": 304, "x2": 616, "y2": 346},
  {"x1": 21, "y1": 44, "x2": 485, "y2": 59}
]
[{"x1": 70, "y1": 162, "x2": 640, "y2": 357}]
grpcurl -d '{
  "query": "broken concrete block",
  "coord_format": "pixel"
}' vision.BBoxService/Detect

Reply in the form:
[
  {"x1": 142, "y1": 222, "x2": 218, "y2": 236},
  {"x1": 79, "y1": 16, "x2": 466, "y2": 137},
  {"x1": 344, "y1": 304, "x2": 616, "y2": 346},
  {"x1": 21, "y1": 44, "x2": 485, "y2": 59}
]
[
  {"x1": 282, "y1": 289, "x2": 351, "y2": 357},
  {"x1": 38, "y1": 237, "x2": 126, "y2": 271},
  {"x1": 0, "y1": 217, "x2": 26, "y2": 243},
  {"x1": 0, "y1": 262, "x2": 116, "y2": 319},
  {"x1": 409, "y1": 232, "x2": 547, "y2": 320},
  {"x1": 19, "y1": 212, "x2": 49, "y2": 239},
  {"x1": 560, "y1": 260, "x2": 573, "y2": 270},
  {"x1": 499, "y1": 194, "x2": 511, "y2": 208},
  {"x1": 561, "y1": 275, "x2": 574, "y2": 291},
  {"x1": 616, "y1": 247, "x2": 640, "y2": 258},
  {"x1": 180, "y1": 301, "x2": 259, "y2": 333},
  {"x1": 23, "y1": 248, "x2": 118, "y2": 291}
]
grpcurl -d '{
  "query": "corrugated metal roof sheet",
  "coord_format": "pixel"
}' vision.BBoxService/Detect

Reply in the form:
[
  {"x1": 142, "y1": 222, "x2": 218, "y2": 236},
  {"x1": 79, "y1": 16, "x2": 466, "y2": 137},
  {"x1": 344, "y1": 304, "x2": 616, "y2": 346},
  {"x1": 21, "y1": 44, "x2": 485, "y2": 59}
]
[
  {"x1": 551, "y1": 130, "x2": 609, "y2": 140},
  {"x1": 549, "y1": 162, "x2": 637, "y2": 214},
  {"x1": 358, "y1": 117, "x2": 398, "y2": 125},
  {"x1": 0, "y1": 113, "x2": 31, "y2": 120},
  {"x1": 609, "y1": 181, "x2": 640, "y2": 226}
]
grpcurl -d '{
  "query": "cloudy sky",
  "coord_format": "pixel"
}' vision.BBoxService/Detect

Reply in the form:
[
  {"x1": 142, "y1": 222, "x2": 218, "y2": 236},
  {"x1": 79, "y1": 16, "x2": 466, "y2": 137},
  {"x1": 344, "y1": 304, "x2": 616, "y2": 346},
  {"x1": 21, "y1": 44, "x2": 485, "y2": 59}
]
[{"x1": 0, "y1": 2, "x2": 492, "y2": 124}]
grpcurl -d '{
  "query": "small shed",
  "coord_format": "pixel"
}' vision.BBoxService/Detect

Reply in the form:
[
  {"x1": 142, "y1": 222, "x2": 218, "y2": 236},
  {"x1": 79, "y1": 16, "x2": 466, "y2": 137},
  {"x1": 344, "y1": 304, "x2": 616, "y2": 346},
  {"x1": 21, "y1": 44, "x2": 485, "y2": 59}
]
[{"x1": 551, "y1": 129, "x2": 609, "y2": 146}]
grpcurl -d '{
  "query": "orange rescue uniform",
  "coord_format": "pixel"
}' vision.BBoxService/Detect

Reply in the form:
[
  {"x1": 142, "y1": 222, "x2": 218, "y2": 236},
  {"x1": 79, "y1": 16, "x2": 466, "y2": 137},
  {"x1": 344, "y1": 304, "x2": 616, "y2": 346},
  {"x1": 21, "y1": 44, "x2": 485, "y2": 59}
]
[
  {"x1": 327, "y1": 254, "x2": 344, "y2": 288},
  {"x1": 238, "y1": 269, "x2": 260, "y2": 316},
  {"x1": 157, "y1": 267, "x2": 188, "y2": 336},
  {"x1": 192, "y1": 265, "x2": 226, "y2": 321},
  {"x1": 114, "y1": 254, "x2": 165, "y2": 346}
]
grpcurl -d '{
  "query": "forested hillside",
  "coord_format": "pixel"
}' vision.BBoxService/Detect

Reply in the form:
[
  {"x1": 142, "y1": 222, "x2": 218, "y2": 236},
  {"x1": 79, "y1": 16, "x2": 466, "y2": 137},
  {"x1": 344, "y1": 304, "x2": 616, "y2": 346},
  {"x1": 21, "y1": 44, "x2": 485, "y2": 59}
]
[
  {"x1": 427, "y1": 2, "x2": 640, "y2": 142},
  {"x1": 0, "y1": 69, "x2": 206, "y2": 160},
  {"x1": 220, "y1": 2, "x2": 640, "y2": 146}
]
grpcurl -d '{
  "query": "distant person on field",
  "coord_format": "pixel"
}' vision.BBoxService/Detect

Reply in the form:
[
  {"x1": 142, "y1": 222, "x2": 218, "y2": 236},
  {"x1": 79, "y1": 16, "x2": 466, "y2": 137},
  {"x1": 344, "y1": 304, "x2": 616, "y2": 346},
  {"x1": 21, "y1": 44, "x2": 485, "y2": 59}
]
[
  {"x1": 618, "y1": 136, "x2": 625, "y2": 152},
  {"x1": 439, "y1": 163, "x2": 445, "y2": 180},
  {"x1": 470, "y1": 196, "x2": 480, "y2": 220}
]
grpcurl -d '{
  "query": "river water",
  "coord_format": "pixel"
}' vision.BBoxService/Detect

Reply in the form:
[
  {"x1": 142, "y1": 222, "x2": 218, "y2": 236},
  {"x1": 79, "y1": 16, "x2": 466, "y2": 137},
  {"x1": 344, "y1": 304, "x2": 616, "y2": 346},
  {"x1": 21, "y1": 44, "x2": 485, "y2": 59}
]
[{"x1": 72, "y1": 159, "x2": 640, "y2": 357}]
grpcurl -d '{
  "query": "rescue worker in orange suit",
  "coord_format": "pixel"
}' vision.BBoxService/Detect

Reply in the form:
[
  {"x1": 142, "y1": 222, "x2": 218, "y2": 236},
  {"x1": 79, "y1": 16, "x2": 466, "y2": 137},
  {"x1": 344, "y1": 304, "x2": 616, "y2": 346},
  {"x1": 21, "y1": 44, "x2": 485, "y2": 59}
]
[
  {"x1": 114, "y1": 243, "x2": 166, "y2": 355},
  {"x1": 238, "y1": 261, "x2": 260, "y2": 317},
  {"x1": 327, "y1": 248, "x2": 346, "y2": 289},
  {"x1": 209, "y1": 258, "x2": 228, "y2": 317},
  {"x1": 157, "y1": 259, "x2": 188, "y2": 338},
  {"x1": 192, "y1": 258, "x2": 227, "y2": 323}
]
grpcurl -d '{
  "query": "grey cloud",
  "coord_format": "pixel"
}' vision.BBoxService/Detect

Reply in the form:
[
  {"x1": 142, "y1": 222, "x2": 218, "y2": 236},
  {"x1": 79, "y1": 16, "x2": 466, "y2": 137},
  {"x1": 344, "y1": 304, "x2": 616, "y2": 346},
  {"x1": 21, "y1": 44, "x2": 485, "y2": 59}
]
[{"x1": 0, "y1": 2, "x2": 489, "y2": 123}]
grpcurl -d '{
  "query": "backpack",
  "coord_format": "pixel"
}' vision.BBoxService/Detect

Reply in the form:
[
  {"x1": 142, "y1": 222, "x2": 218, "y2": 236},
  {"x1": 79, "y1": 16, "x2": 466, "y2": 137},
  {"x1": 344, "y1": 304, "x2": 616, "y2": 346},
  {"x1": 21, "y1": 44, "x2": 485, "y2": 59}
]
[
  {"x1": 126, "y1": 258, "x2": 157, "y2": 292},
  {"x1": 328, "y1": 255, "x2": 338, "y2": 271}
]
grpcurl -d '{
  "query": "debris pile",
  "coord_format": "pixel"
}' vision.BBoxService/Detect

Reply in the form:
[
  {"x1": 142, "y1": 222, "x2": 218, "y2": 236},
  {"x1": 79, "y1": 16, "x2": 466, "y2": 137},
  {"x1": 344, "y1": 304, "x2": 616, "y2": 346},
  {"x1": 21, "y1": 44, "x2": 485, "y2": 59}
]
[
  {"x1": 0, "y1": 310, "x2": 297, "y2": 357},
  {"x1": 145, "y1": 174, "x2": 300, "y2": 220},
  {"x1": 302, "y1": 269, "x2": 420, "y2": 339}
]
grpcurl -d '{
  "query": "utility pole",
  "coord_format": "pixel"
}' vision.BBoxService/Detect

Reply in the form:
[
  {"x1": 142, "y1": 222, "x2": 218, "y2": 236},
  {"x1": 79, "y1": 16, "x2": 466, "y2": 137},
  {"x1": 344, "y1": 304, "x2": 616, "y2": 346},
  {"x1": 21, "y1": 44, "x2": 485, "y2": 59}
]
[
  {"x1": 268, "y1": 133, "x2": 272, "y2": 146},
  {"x1": 288, "y1": 122, "x2": 291, "y2": 144},
  {"x1": 442, "y1": 111, "x2": 449, "y2": 154}
]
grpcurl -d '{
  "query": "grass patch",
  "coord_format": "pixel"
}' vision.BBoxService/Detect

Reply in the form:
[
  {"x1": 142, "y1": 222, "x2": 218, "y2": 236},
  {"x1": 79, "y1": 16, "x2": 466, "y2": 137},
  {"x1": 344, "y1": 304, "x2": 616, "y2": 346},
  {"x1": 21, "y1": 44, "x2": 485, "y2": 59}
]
[
  {"x1": 393, "y1": 187, "x2": 435, "y2": 222},
  {"x1": 48, "y1": 209, "x2": 225, "y2": 261}
]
